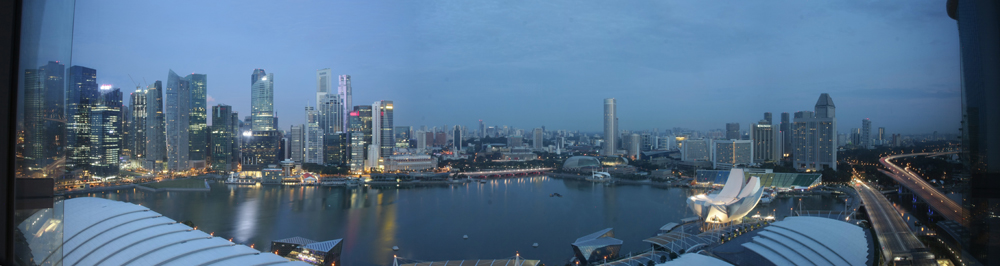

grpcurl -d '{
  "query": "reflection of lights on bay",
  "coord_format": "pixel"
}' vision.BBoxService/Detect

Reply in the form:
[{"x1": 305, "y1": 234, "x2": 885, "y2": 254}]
[{"x1": 233, "y1": 198, "x2": 260, "y2": 244}]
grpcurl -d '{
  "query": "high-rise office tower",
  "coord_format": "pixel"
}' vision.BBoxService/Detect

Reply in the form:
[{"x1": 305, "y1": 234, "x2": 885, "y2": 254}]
[
  {"x1": 764, "y1": 112, "x2": 772, "y2": 125},
  {"x1": 88, "y1": 87, "x2": 122, "y2": 177},
  {"x1": 533, "y1": 128, "x2": 544, "y2": 150},
  {"x1": 453, "y1": 125, "x2": 462, "y2": 151},
  {"x1": 87, "y1": 87, "x2": 122, "y2": 177},
  {"x1": 210, "y1": 104, "x2": 234, "y2": 173},
  {"x1": 478, "y1": 119, "x2": 485, "y2": 138},
  {"x1": 751, "y1": 120, "x2": 781, "y2": 163},
  {"x1": 780, "y1": 112, "x2": 791, "y2": 157},
  {"x1": 348, "y1": 105, "x2": 373, "y2": 172},
  {"x1": 725, "y1": 123, "x2": 741, "y2": 140},
  {"x1": 165, "y1": 70, "x2": 191, "y2": 171},
  {"x1": 792, "y1": 93, "x2": 837, "y2": 171},
  {"x1": 318, "y1": 93, "x2": 342, "y2": 135},
  {"x1": 144, "y1": 81, "x2": 165, "y2": 172},
  {"x1": 602, "y1": 98, "x2": 617, "y2": 156},
  {"x1": 122, "y1": 105, "x2": 131, "y2": 160},
  {"x1": 243, "y1": 69, "x2": 280, "y2": 167},
  {"x1": 305, "y1": 122, "x2": 324, "y2": 164},
  {"x1": 290, "y1": 125, "x2": 304, "y2": 162},
  {"x1": 861, "y1": 118, "x2": 872, "y2": 149},
  {"x1": 950, "y1": 3, "x2": 1000, "y2": 262},
  {"x1": 394, "y1": 126, "x2": 411, "y2": 149},
  {"x1": 324, "y1": 132, "x2": 346, "y2": 166},
  {"x1": 877, "y1": 127, "x2": 885, "y2": 142},
  {"x1": 129, "y1": 87, "x2": 146, "y2": 165},
  {"x1": 66, "y1": 66, "x2": 98, "y2": 171},
  {"x1": 22, "y1": 61, "x2": 66, "y2": 176},
  {"x1": 186, "y1": 73, "x2": 207, "y2": 169},
  {"x1": 368, "y1": 101, "x2": 394, "y2": 170},
  {"x1": 251, "y1": 69, "x2": 274, "y2": 131},
  {"x1": 316, "y1": 68, "x2": 331, "y2": 108},
  {"x1": 230, "y1": 112, "x2": 241, "y2": 166},
  {"x1": 850, "y1": 128, "x2": 861, "y2": 146},
  {"x1": 338, "y1": 75, "x2": 352, "y2": 132},
  {"x1": 415, "y1": 130, "x2": 427, "y2": 151}
]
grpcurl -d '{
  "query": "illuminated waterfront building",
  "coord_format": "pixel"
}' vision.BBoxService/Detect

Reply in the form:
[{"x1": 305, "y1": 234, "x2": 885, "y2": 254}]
[{"x1": 687, "y1": 168, "x2": 764, "y2": 223}]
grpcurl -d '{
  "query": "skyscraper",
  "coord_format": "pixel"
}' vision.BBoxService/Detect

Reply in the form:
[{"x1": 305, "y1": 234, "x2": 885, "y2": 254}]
[
  {"x1": 478, "y1": 119, "x2": 485, "y2": 138},
  {"x1": 230, "y1": 112, "x2": 241, "y2": 166},
  {"x1": 861, "y1": 118, "x2": 872, "y2": 149},
  {"x1": 129, "y1": 87, "x2": 146, "y2": 166},
  {"x1": 66, "y1": 66, "x2": 98, "y2": 171},
  {"x1": 22, "y1": 61, "x2": 66, "y2": 176},
  {"x1": 368, "y1": 101, "x2": 394, "y2": 171},
  {"x1": 338, "y1": 75, "x2": 352, "y2": 132},
  {"x1": 725, "y1": 123, "x2": 741, "y2": 140},
  {"x1": 88, "y1": 87, "x2": 122, "y2": 177},
  {"x1": 290, "y1": 124, "x2": 304, "y2": 162},
  {"x1": 533, "y1": 128, "x2": 544, "y2": 150},
  {"x1": 186, "y1": 73, "x2": 208, "y2": 169},
  {"x1": 602, "y1": 98, "x2": 617, "y2": 156},
  {"x1": 165, "y1": 70, "x2": 191, "y2": 171},
  {"x1": 243, "y1": 69, "x2": 280, "y2": 167},
  {"x1": 950, "y1": 2, "x2": 1000, "y2": 262},
  {"x1": 763, "y1": 112, "x2": 772, "y2": 125},
  {"x1": 305, "y1": 122, "x2": 324, "y2": 164},
  {"x1": 316, "y1": 68, "x2": 331, "y2": 108},
  {"x1": 453, "y1": 125, "x2": 462, "y2": 152},
  {"x1": 751, "y1": 120, "x2": 781, "y2": 163},
  {"x1": 211, "y1": 104, "x2": 234, "y2": 173},
  {"x1": 780, "y1": 112, "x2": 791, "y2": 157},
  {"x1": 145, "y1": 81, "x2": 166, "y2": 172},
  {"x1": 792, "y1": 93, "x2": 837, "y2": 171},
  {"x1": 318, "y1": 93, "x2": 342, "y2": 136},
  {"x1": 349, "y1": 105, "x2": 373, "y2": 172},
  {"x1": 251, "y1": 69, "x2": 274, "y2": 131}
]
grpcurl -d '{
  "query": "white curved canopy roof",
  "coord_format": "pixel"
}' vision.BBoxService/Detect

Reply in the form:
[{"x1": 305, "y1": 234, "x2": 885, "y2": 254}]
[
  {"x1": 742, "y1": 216, "x2": 868, "y2": 266},
  {"x1": 30, "y1": 197, "x2": 309, "y2": 266},
  {"x1": 656, "y1": 253, "x2": 732, "y2": 266}
]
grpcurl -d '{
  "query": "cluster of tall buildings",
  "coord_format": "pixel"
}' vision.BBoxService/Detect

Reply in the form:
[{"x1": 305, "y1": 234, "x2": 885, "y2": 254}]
[
  {"x1": 283, "y1": 69, "x2": 401, "y2": 174},
  {"x1": 603, "y1": 94, "x2": 839, "y2": 171},
  {"x1": 18, "y1": 62, "x2": 217, "y2": 178}
]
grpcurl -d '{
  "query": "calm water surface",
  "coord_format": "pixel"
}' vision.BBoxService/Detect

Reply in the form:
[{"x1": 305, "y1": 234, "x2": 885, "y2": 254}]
[{"x1": 69, "y1": 176, "x2": 845, "y2": 265}]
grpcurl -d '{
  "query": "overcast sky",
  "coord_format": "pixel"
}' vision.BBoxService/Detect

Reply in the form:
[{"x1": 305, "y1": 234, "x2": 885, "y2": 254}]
[{"x1": 71, "y1": 0, "x2": 960, "y2": 134}]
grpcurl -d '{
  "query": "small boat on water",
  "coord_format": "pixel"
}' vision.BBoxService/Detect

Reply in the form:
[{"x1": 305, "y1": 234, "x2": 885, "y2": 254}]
[
  {"x1": 479, "y1": 179, "x2": 487, "y2": 183},
  {"x1": 550, "y1": 193, "x2": 563, "y2": 197}
]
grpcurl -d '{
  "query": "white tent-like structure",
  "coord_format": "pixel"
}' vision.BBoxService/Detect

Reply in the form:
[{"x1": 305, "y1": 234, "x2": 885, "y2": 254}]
[
  {"x1": 18, "y1": 197, "x2": 309, "y2": 266},
  {"x1": 687, "y1": 169, "x2": 764, "y2": 223}
]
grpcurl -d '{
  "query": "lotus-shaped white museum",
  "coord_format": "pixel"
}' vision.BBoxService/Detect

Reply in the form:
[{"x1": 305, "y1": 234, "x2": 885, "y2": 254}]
[{"x1": 687, "y1": 168, "x2": 764, "y2": 223}]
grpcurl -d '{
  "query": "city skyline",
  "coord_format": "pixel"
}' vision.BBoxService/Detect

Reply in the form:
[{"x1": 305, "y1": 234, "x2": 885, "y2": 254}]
[{"x1": 69, "y1": 1, "x2": 960, "y2": 134}]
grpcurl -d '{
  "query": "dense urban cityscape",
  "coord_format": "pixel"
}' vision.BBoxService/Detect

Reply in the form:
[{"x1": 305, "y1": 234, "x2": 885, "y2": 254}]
[{"x1": 3, "y1": 1, "x2": 999, "y2": 266}]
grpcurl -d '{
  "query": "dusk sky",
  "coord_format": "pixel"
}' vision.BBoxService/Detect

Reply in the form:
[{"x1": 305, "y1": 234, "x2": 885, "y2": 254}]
[{"x1": 71, "y1": 0, "x2": 960, "y2": 134}]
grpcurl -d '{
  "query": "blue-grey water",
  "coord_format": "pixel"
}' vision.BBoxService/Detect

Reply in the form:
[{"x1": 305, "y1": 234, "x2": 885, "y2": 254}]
[{"x1": 68, "y1": 176, "x2": 845, "y2": 265}]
